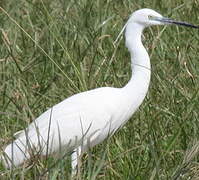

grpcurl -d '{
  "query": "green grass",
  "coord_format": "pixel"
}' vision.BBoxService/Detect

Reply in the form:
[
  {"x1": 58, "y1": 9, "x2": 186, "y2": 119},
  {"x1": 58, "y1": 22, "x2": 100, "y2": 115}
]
[{"x1": 1, "y1": 0, "x2": 199, "y2": 179}]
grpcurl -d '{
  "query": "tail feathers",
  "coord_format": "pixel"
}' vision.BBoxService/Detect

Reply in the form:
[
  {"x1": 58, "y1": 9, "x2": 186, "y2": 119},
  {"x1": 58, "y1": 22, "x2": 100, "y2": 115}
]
[{"x1": 1, "y1": 139, "x2": 30, "y2": 169}]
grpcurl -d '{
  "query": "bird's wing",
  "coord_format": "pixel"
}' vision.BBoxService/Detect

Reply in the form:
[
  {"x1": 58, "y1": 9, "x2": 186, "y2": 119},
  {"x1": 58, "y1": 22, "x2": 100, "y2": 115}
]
[
  {"x1": 15, "y1": 107, "x2": 112, "y2": 155},
  {"x1": 3, "y1": 87, "x2": 122, "y2": 168},
  {"x1": 14, "y1": 87, "x2": 118, "y2": 154}
]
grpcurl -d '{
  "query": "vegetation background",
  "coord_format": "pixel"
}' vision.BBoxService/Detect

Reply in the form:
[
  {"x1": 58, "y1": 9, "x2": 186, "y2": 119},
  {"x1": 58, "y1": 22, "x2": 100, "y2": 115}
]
[{"x1": 0, "y1": 0, "x2": 199, "y2": 179}]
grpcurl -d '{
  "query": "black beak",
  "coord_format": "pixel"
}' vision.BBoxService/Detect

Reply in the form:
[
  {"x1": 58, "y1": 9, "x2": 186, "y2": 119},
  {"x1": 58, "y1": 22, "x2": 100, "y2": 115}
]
[{"x1": 155, "y1": 17, "x2": 199, "y2": 28}]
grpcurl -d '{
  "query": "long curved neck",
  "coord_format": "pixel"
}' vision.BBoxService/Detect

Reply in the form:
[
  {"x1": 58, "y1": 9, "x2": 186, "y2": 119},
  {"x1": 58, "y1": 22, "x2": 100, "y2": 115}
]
[{"x1": 122, "y1": 22, "x2": 151, "y2": 106}]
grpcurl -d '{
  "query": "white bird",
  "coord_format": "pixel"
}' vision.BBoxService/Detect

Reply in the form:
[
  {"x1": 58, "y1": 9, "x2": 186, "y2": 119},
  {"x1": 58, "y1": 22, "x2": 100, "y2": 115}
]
[{"x1": 1, "y1": 8, "x2": 198, "y2": 174}]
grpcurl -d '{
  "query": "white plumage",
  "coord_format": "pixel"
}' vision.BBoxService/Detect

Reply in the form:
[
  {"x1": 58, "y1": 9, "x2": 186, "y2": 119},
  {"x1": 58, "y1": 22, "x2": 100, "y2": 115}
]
[{"x1": 1, "y1": 8, "x2": 198, "y2": 174}]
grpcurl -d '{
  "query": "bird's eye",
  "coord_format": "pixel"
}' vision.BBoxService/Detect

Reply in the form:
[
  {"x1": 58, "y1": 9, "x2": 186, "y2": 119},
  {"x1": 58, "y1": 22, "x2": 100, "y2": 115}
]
[{"x1": 148, "y1": 15, "x2": 155, "y2": 20}]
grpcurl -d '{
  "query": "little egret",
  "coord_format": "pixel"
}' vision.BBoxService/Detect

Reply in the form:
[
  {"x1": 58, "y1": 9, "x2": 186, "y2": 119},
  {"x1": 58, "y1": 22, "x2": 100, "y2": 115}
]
[{"x1": 1, "y1": 9, "x2": 198, "y2": 174}]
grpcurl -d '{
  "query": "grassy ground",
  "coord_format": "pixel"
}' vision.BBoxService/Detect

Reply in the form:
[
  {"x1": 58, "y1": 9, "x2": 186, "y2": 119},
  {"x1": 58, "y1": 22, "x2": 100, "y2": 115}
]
[{"x1": 1, "y1": 0, "x2": 199, "y2": 179}]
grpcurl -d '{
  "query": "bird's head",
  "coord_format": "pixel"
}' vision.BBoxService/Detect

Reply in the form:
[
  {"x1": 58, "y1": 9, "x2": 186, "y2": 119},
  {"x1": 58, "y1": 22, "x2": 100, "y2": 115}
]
[
  {"x1": 128, "y1": 8, "x2": 199, "y2": 28},
  {"x1": 114, "y1": 8, "x2": 198, "y2": 46},
  {"x1": 129, "y1": 9, "x2": 163, "y2": 27}
]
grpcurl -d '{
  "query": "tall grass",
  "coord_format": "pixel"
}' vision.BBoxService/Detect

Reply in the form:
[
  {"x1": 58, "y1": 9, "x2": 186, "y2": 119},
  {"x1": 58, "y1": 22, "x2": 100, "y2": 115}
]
[{"x1": 0, "y1": 0, "x2": 199, "y2": 179}]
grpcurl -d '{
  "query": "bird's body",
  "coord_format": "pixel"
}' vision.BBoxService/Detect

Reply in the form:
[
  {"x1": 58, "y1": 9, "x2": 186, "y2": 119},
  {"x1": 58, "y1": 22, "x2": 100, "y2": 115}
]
[
  {"x1": 2, "y1": 67, "x2": 150, "y2": 168},
  {"x1": 1, "y1": 8, "x2": 198, "y2": 173}
]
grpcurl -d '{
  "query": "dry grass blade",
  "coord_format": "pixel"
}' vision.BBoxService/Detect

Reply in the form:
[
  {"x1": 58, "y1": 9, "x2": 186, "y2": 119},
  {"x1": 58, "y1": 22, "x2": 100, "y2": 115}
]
[{"x1": 172, "y1": 140, "x2": 199, "y2": 180}]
